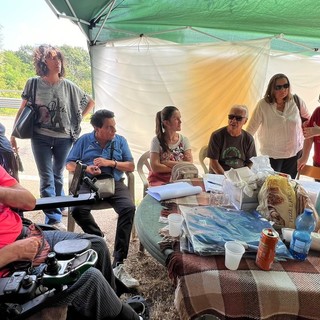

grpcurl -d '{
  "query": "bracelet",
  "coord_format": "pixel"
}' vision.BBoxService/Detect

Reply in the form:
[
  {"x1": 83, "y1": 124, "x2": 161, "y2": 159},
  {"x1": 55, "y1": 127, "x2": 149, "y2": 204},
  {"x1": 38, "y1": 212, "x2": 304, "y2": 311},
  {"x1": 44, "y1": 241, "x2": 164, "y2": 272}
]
[{"x1": 114, "y1": 160, "x2": 117, "y2": 168}]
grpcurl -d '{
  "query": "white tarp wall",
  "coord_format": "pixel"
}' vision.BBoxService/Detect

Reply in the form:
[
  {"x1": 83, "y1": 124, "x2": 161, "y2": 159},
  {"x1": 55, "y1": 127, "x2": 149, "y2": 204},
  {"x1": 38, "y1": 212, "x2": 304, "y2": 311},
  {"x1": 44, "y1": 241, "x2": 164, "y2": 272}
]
[{"x1": 90, "y1": 38, "x2": 320, "y2": 166}]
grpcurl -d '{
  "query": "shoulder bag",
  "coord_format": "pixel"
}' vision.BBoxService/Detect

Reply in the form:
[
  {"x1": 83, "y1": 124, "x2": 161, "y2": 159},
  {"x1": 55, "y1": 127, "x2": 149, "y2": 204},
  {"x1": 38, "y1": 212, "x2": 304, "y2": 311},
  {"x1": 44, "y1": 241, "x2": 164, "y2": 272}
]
[
  {"x1": 12, "y1": 79, "x2": 38, "y2": 139},
  {"x1": 93, "y1": 141, "x2": 116, "y2": 199},
  {"x1": 293, "y1": 94, "x2": 308, "y2": 125},
  {"x1": 170, "y1": 162, "x2": 199, "y2": 182}
]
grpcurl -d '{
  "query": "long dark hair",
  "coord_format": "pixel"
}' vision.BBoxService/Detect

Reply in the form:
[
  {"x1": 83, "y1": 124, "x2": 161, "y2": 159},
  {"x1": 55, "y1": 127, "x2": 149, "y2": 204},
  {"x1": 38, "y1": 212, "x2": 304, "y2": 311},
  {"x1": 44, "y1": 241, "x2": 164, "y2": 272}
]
[
  {"x1": 264, "y1": 73, "x2": 291, "y2": 104},
  {"x1": 155, "y1": 106, "x2": 178, "y2": 153},
  {"x1": 33, "y1": 44, "x2": 66, "y2": 77}
]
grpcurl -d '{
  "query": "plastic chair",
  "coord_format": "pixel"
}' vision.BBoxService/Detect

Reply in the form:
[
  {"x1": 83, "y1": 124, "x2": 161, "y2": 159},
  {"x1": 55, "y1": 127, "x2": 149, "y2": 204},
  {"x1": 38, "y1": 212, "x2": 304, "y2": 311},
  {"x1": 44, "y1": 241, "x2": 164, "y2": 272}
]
[
  {"x1": 67, "y1": 171, "x2": 136, "y2": 240},
  {"x1": 296, "y1": 165, "x2": 320, "y2": 180},
  {"x1": 137, "y1": 151, "x2": 151, "y2": 197},
  {"x1": 199, "y1": 145, "x2": 209, "y2": 174},
  {"x1": 136, "y1": 151, "x2": 151, "y2": 253}
]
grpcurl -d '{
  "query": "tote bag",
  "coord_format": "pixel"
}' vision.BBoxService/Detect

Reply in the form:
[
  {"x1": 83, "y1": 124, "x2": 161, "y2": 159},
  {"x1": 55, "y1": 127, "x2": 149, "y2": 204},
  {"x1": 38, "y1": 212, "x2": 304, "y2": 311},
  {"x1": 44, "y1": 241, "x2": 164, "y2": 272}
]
[{"x1": 12, "y1": 79, "x2": 37, "y2": 139}]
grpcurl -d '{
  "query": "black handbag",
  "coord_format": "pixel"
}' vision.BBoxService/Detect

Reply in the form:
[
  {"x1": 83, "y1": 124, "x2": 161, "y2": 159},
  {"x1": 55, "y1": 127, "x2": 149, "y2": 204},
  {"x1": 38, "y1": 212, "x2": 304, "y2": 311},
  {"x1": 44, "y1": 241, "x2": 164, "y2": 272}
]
[{"x1": 12, "y1": 79, "x2": 37, "y2": 139}]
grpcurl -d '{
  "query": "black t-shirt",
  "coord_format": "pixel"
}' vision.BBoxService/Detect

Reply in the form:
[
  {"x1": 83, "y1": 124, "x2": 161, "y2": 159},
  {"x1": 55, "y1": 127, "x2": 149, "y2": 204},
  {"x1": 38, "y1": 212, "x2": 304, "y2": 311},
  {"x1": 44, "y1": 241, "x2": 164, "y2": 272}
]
[{"x1": 207, "y1": 126, "x2": 256, "y2": 171}]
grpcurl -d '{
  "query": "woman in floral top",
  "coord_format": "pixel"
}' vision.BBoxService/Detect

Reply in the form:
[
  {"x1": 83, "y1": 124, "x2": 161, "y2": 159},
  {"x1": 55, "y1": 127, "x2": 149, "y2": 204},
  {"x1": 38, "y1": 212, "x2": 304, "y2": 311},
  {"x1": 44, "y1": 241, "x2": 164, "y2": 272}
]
[{"x1": 148, "y1": 106, "x2": 193, "y2": 186}]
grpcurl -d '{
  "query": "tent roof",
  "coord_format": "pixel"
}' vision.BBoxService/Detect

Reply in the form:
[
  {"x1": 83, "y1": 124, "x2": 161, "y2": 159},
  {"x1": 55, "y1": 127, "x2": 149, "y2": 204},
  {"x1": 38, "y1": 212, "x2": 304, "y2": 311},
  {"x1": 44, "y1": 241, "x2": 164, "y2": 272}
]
[{"x1": 46, "y1": 0, "x2": 320, "y2": 55}]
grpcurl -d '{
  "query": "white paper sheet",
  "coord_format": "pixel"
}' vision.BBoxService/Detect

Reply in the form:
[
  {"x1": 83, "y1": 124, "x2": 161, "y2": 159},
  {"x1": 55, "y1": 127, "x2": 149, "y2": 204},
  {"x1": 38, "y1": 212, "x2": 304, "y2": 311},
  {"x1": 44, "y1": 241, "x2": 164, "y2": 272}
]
[
  {"x1": 203, "y1": 174, "x2": 225, "y2": 192},
  {"x1": 147, "y1": 182, "x2": 202, "y2": 201}
]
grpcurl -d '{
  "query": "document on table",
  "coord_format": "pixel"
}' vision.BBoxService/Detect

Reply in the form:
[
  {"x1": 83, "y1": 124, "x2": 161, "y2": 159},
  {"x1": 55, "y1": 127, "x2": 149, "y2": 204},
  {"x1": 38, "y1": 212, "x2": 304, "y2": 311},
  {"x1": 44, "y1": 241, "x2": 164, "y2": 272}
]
[
  {"x1": 203, "y1": 173, "x2": 225, "y2": 192},
  {"x1": 147, "y1": 182, "x2": 202, "y2": 201}
]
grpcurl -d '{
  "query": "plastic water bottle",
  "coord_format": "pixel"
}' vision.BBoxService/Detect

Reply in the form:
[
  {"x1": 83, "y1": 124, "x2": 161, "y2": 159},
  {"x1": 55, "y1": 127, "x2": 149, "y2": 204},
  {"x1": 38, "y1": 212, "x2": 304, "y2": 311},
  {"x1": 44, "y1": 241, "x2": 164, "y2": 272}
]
[{"x1": 289, "y1": 208, "x2": 316, "y2": 261}]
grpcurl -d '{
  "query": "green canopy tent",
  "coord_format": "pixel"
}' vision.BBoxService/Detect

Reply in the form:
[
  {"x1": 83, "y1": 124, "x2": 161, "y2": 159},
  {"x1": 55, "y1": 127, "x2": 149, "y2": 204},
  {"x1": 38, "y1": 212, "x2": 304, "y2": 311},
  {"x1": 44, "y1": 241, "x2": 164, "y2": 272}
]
[
  {"x1": 45, "y1": 0, "x2": 320, "y2": 161},
  {"x1": 46, "y1": 0, "x2": 319, "y2": 54}
]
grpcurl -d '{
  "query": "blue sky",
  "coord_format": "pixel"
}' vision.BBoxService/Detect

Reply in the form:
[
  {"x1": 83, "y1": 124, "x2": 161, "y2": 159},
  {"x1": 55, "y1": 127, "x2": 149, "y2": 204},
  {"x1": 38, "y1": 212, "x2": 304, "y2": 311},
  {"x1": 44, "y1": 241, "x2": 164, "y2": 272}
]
[{"x1": 0, "y1": 0, "x2": 87, "y2": 51}]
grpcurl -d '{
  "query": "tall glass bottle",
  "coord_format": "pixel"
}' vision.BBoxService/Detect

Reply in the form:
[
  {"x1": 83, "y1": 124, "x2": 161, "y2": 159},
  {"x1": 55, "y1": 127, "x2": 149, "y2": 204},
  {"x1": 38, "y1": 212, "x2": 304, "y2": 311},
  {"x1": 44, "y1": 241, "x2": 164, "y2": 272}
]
[{"x1": 289, "y1": 208, "x2": 316, "y2": 261}]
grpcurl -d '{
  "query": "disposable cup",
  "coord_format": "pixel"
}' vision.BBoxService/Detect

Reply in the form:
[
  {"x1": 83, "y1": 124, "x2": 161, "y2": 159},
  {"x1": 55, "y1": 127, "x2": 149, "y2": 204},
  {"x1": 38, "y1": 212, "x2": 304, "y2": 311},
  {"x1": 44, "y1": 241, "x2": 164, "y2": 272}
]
[
  {"x1": 281, "y1": 228, "x2": 294, "y2": 243},
  {"x1": 224, "y1": 241, "x2": 245, "y2": 270},
  {"x1": 168, "y1": 213, "x2": 183, "y2": 237}
]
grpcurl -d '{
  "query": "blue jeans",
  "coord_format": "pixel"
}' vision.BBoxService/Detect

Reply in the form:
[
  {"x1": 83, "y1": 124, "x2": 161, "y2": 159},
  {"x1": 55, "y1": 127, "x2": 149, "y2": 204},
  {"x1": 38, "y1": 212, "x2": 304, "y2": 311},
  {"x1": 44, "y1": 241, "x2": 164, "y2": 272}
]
[{"x1": 31, "y1": 133, "x2": 73, "y2": 224}]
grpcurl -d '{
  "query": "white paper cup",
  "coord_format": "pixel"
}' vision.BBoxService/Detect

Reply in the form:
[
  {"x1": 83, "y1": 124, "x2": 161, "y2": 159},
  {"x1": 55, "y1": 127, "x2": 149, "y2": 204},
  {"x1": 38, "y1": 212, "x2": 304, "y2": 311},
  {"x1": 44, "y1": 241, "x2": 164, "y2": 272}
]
[
  {"x1": 281, "y1": 228, "x2": 294, "y2": 243},
  {"x1": 168, "y1": 213, "x2": 183, "y2": 237},
  {"x1": 224, "y1": 241, "x2": 245, "y2": 270}
]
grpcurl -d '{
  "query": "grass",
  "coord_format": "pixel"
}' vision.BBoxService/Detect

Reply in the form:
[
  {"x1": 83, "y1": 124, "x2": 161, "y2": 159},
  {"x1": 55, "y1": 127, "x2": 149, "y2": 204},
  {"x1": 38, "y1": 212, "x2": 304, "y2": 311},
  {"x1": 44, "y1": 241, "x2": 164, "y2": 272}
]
[{"x1": 0, "y1": 108, "x2": 17, "y2": 116}]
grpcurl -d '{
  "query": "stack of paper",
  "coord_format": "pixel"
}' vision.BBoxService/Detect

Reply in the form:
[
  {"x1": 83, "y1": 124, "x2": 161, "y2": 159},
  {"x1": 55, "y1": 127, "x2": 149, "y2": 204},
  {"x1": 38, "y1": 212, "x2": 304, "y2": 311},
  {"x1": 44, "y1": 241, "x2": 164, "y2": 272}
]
[{"x1": 147, "y1": 182, "x2": 202, "y2": 201}]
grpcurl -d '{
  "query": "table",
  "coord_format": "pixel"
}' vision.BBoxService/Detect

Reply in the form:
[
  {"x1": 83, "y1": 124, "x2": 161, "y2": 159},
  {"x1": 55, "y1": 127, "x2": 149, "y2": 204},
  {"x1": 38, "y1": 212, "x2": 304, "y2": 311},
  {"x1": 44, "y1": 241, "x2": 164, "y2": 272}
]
[{"x1": 135, "y1": 192, "x2": 320, "y2": 320}]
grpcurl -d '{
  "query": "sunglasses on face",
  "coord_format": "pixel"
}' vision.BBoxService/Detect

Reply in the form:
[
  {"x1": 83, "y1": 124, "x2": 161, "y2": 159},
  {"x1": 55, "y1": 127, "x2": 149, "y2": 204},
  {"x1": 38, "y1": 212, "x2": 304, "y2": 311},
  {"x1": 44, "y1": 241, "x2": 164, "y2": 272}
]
[
  {"x1": 274, "y1": 83, "x2": 289, "y2": 91},
  {"x1": 228, "y1": 114, "x2": 245, "y2": 121}
]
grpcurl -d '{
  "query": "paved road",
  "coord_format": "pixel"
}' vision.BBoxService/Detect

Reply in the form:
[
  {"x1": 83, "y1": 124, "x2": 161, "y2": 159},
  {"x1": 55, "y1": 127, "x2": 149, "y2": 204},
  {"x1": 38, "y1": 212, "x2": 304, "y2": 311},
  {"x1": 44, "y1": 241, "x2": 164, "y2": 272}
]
[
  {"x1": 0, "y1": 115, "x2": 144, "y2": 200},
  {"x1": 0, "y1": 115, "x2": 143, "y2": 236}
]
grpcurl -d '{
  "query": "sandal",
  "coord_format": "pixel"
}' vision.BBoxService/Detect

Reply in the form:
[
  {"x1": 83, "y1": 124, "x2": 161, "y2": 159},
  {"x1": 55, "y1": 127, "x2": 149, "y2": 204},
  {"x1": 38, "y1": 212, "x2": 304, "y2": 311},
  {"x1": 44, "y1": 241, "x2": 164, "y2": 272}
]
[{"x1": 126, "y1": 295, "x2": 150, "y2": 320}]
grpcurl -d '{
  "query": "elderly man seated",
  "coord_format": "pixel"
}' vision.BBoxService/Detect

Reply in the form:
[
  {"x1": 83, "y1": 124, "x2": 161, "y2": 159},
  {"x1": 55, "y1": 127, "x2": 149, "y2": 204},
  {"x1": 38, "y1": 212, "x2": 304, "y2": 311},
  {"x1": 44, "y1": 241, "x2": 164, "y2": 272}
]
[
  {"x1": 66, "y1": 109, "x2": 138, "y2": 288},
  {"x1": 0, "y1": 165, "x2": 148, "y2": 320},
  {"x1": 207, "y1": 105, "x2": 256, "y2": 174}
]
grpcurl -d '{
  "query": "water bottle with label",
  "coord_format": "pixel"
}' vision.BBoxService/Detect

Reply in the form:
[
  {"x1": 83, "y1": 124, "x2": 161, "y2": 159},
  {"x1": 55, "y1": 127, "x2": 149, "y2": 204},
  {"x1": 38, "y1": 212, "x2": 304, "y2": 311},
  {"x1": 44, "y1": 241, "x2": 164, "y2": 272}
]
[{"x1": 289, "y1": 208, "x2": 316, "y2": 261}]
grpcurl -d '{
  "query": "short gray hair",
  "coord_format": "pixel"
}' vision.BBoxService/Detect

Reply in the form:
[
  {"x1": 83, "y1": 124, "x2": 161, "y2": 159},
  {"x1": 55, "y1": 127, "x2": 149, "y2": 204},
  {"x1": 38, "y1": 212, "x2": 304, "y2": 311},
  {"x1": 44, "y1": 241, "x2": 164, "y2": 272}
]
[{"x1": 230, "y1": 105, "x2": 248, "y2": 118}]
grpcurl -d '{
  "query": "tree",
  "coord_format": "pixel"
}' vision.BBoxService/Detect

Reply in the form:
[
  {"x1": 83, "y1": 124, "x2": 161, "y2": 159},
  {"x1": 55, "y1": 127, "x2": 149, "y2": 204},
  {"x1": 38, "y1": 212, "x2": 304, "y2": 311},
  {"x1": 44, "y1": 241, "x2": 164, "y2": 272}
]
[
  {"x1": 0, "y1": 45, "x2": 92, "y2": 98},
  {"x1": 60, "y1": 45, "x2": 92, "y2": 94}
]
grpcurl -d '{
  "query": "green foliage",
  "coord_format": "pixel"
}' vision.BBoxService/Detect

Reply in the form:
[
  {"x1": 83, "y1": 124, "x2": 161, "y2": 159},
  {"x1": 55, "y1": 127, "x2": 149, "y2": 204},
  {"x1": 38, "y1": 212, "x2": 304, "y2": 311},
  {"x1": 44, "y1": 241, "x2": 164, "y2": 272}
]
[{"x1": 0, "y1": 44, "x2": 92, "y2": 98}]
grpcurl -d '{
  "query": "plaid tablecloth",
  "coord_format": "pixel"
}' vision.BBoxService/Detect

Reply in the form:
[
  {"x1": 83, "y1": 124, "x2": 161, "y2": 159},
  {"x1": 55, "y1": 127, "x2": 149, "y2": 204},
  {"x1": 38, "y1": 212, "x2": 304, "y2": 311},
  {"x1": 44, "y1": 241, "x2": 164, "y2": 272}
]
[
  {"x1": 160, "y1": 180, "x2": 320, "y2": 319},
  {"x1": 167, "y1": 241, "x2": 320, "y2": 320}
]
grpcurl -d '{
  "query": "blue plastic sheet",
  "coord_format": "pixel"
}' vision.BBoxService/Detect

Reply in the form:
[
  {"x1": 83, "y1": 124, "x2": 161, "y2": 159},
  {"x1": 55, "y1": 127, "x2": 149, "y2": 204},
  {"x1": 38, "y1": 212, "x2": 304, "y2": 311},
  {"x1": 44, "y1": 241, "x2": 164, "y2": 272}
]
[{"x1": 180, "y1": 205, "x2": 292, "y2": 260}]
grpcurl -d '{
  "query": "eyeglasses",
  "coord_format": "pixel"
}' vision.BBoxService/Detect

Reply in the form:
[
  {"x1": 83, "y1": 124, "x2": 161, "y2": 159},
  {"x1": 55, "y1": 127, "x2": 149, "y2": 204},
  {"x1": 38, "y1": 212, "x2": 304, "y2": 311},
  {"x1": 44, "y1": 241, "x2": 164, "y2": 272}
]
[
  {"x1": 274, "y1": 83, "x2": 289, "y2": 91},
  {"x1": 228, "y1": 114, "x2": 245, "y2": 121}
]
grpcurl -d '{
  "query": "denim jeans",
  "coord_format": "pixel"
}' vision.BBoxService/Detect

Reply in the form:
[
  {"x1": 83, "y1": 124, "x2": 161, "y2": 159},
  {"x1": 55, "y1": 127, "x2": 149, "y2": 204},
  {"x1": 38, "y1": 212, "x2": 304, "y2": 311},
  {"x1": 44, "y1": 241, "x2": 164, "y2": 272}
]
[{"x1": 31, "y1": 133, "x2": 73, "y2": 224}]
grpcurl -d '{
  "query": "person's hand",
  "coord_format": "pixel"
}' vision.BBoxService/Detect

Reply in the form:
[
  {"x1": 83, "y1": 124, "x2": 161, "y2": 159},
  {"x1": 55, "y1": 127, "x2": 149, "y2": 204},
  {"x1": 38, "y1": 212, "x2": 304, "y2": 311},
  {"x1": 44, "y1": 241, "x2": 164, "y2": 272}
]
[
  {"x1": 86, "y1": 165, "x2": 102, "y2": 176},
  {"x1": 303, "y1": 122, "x2": 320, "y2": 139},
  {"x1": 93, "y1": 157, "x2": 106, "y2": 167},
  {"x1": 297, "y1": 158, "x2": 307, "y2": 171},
  {"x1": 13, "y1": 237, "x2": 42, "y2": 261},
  {"x1": 10, "y1": 136, "x2": 18, "y2": 153}
]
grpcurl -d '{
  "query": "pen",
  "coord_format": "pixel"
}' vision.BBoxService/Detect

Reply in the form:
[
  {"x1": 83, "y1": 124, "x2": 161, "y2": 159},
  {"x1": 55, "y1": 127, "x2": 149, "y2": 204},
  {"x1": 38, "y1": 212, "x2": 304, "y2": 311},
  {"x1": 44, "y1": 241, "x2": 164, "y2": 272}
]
[{"x1": 207, "y1": 181, "x2": 222, "y2": 186}]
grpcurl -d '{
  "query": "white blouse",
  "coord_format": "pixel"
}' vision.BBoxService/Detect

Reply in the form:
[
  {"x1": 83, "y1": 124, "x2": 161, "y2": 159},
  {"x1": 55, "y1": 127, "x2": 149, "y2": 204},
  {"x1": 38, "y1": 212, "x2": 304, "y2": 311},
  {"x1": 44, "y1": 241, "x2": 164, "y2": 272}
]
[{"x1": 246, "y1": 96, "x2": 309, "y2": 159}]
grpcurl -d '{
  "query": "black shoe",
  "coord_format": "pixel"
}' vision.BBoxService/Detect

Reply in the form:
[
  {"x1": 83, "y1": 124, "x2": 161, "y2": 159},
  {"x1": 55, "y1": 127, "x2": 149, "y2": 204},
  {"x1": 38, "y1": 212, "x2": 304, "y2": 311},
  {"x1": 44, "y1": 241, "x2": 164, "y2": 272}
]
[
  {"x1": 115, "y1": 277, "x2": 139, "y2": 297},
  {"x1": 126, "y1": 295, "x2": 150, "y2": 320}
]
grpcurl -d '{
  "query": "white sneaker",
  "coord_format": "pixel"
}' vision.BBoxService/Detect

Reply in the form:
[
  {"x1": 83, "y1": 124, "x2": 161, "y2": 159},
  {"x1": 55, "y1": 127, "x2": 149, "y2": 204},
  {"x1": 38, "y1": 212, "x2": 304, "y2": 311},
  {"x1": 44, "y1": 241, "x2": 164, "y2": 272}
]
[
  {"x1": 52, "y1": 221, "x2": 67, "y2": 232},
  {"x1": 113, "y1": 264, "x2": 140, "y2": 288}
]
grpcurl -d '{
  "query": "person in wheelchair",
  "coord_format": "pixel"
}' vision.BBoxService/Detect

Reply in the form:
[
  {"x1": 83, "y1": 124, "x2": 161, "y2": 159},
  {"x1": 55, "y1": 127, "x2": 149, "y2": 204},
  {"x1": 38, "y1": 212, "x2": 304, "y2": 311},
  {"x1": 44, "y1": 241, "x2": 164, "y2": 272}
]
[{"x1": 0, "y1": 165, "x2": 149, "y2": 320}]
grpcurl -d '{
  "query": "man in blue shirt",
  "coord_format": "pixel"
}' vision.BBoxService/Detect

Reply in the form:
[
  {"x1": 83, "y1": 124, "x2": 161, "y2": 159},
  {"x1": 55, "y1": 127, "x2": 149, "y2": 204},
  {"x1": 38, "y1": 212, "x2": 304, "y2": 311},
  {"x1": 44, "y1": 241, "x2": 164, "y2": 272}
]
[{"x1": 66, "y1": 109, "x2": 139, "y2": 288}]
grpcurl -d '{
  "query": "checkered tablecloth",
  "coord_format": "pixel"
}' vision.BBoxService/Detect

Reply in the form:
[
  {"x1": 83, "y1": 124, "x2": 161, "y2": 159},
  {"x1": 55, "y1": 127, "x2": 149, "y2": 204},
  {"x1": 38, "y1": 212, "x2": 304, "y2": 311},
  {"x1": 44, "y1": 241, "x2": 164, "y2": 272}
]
[
  {"x1": 160, "y1": 179, "x2": 320, "y2": 319},
  {"x1": 167, "y1": 236, "x2": 320, "y2": 320}
]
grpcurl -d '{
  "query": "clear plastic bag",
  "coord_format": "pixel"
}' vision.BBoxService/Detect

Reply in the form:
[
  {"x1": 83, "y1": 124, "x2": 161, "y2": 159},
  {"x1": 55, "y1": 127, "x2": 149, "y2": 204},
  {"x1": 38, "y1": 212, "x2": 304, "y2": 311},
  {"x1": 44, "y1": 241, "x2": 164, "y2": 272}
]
[{"x1": 180, "y1": 205, "x2": 291, "y2": 260}]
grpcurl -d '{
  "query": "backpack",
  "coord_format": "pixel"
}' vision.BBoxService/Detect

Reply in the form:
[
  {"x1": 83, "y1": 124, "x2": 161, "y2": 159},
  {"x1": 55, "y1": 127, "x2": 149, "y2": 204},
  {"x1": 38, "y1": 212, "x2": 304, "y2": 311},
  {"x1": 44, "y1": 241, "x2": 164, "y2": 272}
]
[
  {"x1": 170, "y1": 163, "x2": 199, "y2": 182},
  {"x1": 293, "y1": 94, "x2": 308, "y2": 125}
]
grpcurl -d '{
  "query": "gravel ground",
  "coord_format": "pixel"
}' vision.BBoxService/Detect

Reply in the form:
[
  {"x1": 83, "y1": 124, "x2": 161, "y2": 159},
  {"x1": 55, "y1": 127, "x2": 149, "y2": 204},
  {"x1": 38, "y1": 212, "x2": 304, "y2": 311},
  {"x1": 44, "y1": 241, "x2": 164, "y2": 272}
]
[{"x1": 1, "y1": 115, "x2": 179, "y2": 320}]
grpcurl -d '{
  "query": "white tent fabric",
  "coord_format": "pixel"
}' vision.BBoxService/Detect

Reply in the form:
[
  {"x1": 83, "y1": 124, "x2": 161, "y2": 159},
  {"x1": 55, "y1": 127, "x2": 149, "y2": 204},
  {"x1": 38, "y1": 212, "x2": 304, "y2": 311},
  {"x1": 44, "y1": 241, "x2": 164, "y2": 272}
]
[
  {"x1": 91, "y1": 38, "x2": 272, "y2": 162},
  {"x1": 91, "y1": 37, "x2": 320, "y2": 164}
]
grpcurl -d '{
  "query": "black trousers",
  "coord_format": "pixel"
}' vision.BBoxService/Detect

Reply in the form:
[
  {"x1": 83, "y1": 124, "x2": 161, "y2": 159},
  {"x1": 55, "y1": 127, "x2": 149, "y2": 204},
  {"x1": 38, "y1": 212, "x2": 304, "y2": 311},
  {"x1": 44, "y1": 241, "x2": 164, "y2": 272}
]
[
  {"x1": 269, "y1": 150, "x2": 302, "y2": 179},
  {"x1": 71, "y1": 180, "x2": 135, "y2": 264}
]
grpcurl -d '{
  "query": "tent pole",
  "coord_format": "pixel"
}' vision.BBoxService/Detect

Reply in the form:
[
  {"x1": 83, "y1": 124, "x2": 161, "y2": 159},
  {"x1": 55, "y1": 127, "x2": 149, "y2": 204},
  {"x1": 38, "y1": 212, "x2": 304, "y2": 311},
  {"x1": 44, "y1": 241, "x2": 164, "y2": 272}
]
[{"x1": 274, "y1": 34, "x2": 318, "y2": 52}]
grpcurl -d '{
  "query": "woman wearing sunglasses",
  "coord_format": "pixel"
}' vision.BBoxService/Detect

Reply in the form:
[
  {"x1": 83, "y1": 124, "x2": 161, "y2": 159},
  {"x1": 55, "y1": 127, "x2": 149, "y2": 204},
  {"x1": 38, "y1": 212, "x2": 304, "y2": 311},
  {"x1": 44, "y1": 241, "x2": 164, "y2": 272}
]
[
  {"x1": 247, "y1": 73, "x2": 310, "y2": 178},
  {"x1": 207, "y1": 105, "x2": 256, "y2": 174}
]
